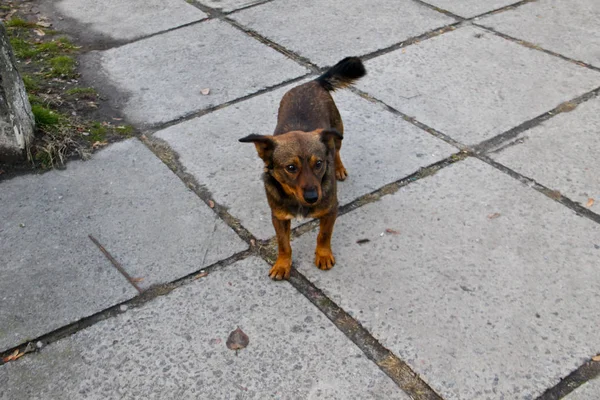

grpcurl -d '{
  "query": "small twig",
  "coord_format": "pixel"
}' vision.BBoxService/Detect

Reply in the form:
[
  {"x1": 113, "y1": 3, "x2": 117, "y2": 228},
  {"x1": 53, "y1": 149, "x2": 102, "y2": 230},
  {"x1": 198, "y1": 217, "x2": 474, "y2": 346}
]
[{"x1": 88, "y1": 234, "x2": 143, "y2": 294}]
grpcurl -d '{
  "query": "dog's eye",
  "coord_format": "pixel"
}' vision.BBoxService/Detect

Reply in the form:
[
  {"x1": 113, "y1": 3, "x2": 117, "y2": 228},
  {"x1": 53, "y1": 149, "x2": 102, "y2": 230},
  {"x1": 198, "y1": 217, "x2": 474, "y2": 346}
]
[
  {"x1": 286, "y1": 165, "x2": 297, "y2": 173},
  {"x1": 315, "y1": 160, "x2": 323, "y2": 169}
]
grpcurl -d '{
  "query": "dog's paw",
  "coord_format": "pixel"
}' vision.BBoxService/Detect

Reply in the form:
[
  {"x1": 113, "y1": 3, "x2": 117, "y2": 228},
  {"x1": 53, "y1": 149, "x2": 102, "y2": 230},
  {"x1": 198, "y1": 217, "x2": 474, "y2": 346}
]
[
  {"x1": 314, "y1": 247, "x2": 336, "y2": 270},
  {"x1": 269, "y1": 257, "x2": 292, "y2": 280},
  {"x1": 335, "y1": 166, "x2": 348, "y2": 181}
]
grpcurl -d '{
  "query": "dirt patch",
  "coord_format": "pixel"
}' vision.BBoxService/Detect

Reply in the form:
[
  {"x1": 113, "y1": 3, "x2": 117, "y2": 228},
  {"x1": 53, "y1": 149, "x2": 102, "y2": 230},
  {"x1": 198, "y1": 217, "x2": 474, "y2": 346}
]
[{"x1": 0, "y1": 0, "x2": 136, "y2": 178}]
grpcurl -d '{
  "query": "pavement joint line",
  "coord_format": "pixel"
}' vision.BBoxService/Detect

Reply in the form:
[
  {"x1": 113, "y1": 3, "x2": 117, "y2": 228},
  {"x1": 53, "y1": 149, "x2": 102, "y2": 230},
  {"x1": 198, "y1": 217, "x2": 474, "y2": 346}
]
[
  {"x1": 474, "y1": 24, "x2": 600, "y2": 74},
  {"x1": 477, "y1": 87, "x2": 600, "y2": 154},
  {"x1": 360, "y1": 23, "x2": 463, "y2": 63},
  {"x1": 469, "y1": 0, "x2": 539, "y2": 20},
  {"x1": 347, "y1": 86, "x2": 469, "y2": 151},
  {"x1": 146, "y1": 72, "x2": 315, "y2": 133},
  {"x1": 88, "y1": 234, "x2": 143, "y2": 294},
  {"x1": 475, "y1": 154, "x2": 600, "y2": 226},
  {"x1": 536, "y1": 356, "x2": 600, "y2": 400},
  {"x1": 138, "y1": 136, "x2": 258, "y2": 246},
  {"x1": 410, "y1": 0, "x2": 465, "y2": 20},
  {"x1": 289, "y1": 151, "x2": 470, "y2": 241},
  {"x1": 221, "y1": 0, "x2": 278, "y2": 15},
  {"x1": 286, "y1": 268, "x2": 445, "y2": 400},
  {"x1": 80, "y1": 16, "x2": 213, "y2": 52},
  {"x1": 0, "y1": 248, "x2": 254, "y2": 364}
]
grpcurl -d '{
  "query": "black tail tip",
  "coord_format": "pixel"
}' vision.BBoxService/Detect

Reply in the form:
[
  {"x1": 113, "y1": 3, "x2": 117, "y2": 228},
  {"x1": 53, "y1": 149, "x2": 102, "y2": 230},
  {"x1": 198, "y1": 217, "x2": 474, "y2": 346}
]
[{"x1": 334, "y1": 56, "x2": 366, "y2": 79}]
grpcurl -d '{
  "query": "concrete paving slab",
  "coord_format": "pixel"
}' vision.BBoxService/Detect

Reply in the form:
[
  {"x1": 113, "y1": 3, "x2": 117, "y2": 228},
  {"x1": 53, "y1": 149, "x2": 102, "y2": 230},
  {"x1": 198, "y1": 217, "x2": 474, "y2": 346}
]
[
  {"x1": 356, "y1": 25, "x2": 600, "y2": 145},
  {"x1": 423, "y1": 0, "x2": 517, "y2": 18},
  {"x1": 155, "y1": 80, "x2": 455, "y2": 240},
  {"x1": 231, "y1": 0, "x2": 455, "y2": 67},
  {"x1": 564, "y1": 376, "x2": 600, "y2": 400},
  {"x1": 0, "y1": 257, "x2": 409, "y2": 400},
  {"x1": 195, "y1": 0, "x2": 266, "y2": 13},
  {"x1": 0, "y1": 140, "x2": 246, "y2": 352},
  {"x1": 85, "y1": 20, "x2": 308, "y2": 127},
  {"x1": 53, "y1": 0, "x2": 207, "y2": 42},
  {"x1": 492, "y1": 96, "x2": 600, "y2": 210},
  {"x1": 292, "y1": 158, "x2": 600, "y2": 399},
  {"x1": 480, "y1": 0, "x2": 600, "y2": 68}
]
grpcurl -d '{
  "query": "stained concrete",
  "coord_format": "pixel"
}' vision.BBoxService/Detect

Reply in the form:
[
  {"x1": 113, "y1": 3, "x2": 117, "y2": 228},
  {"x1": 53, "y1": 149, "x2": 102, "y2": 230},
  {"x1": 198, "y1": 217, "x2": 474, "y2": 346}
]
[
  {"x1": 356, "y1": 25, "x2": 600, "y2": 145},
  {"x1": 480, "y1": 0, "x2": 600, "y2": 68},
  {"x1": 0, "y1": 139, "x2": 246, "y2": 351},
  {"x1": 492, "y1": 96, "x2": 600, "y2": 210},
  {"x1": 231, "y1": 0, "x2": 455, "y2": 67},
  {"x1": 292, "y1": 158, "x2": 600, "y2": 399},
  {"x1": 0, "y1": 257, "x2": 409, "y2": 400},
  {"x1": 83, "y1": 20, "x2": 308, "y2": 127},
  {"x1": 155, "y1": 80, "x2": 455, "y2": 240}
]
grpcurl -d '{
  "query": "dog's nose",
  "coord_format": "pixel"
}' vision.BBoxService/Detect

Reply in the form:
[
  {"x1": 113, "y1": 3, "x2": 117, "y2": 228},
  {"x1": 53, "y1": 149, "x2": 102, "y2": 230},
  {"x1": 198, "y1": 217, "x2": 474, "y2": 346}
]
[{"x1": 303, "y1": 188, "x2": 319, "y2": 204}]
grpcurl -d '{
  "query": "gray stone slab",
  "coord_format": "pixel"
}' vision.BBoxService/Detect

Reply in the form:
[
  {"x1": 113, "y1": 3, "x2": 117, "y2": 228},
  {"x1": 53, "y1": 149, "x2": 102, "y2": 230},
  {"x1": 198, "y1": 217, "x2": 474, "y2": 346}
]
[
  {"x1": 85, "y1": 20, "x2": 308, "y2": 127},
  {"x1": 155, "y1": 80, "x2": 455, "y2": 240},
  {"x1": 0, "y1": 140, "x2": 247, "y2": 352},
  {"x1": 480, "y1": 0, "x2": 600, "y2": 68},
  {"x1": 195, "y1": 0, "x2": 265, "y2": 12},
  {"x1": 492, "y1": 96, "x2": 600, "y2": 210},
  {"x1": 231, "y1": 0, "x2": 455, "y2": 67},
  {"x1": 356, "y1": 25, "x2": 600, "y2": 145},
  {"x1": 292, "y1": 158, "x2": 600, "y2": 399},
  {"x1": 564, "y1": 376, "x2": 600, "y2": 400},
  {"x1": 423, "y1": 0, "x2": 517, "y2": 18},
  {"x1": 0, "y1": 257, "x2": 409, "y2": 400},
  {"x1": 54, "y1": 0, "x2": 207, "y2": 42}
]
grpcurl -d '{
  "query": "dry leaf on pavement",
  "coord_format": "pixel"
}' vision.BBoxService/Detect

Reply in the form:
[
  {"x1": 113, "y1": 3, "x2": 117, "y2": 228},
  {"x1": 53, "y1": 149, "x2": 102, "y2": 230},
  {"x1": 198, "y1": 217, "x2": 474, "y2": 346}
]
[
  {"x1": 487, "y1": 213, "x2": 501, "y2": 220},
  {"x1": 226, "y1": 327, "x2": 249, "y2": 352},
  {"x1": 201, "y1": 88, "x2": 210, "y2": 95},
  {"x1": 586, "y1": 198, "x2": 595, "y2": 208},
  {"x1": 592, "y1": 355, "x2": 600, "y2": 362},
  {"x1": 385, "y1": 228, "x2": 400, "y2": 235},
  {"x1": 208, "y1": 200, "x2": 215, "y2": 208}
]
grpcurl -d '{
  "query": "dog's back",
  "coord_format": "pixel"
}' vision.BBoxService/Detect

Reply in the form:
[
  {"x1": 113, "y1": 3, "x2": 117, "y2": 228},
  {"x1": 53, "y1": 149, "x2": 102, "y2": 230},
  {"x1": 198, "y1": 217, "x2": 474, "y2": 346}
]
[{"x1": 274, "y1": 57, "x2": 366, "y2": 135}]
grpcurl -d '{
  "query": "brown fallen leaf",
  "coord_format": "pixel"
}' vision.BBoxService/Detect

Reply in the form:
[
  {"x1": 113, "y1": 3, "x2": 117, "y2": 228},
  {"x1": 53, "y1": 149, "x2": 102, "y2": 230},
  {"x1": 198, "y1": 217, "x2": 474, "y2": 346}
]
[
  {"x1": 385, "y1": 228, "x2": 400, "y2": 235},
  {"x1": 586, "y1": 198, "x2": 595, "y2": 208},
  {"x1": 208, "y1": 200, "x2": 215, "y2": 208},
  {"x1": 33, "y1": 29, "x2": 45, "y2": 37},
  {"x1": 592, "y1": 355, "x2": 600, "y2": 362},
  {"x1": 556, "y1": 101, "x2": 577, "y2": 113},
  {"x1": 130, "y1": 277, "x2": 144, "y2": 283},
  {"x1": 2, "y1": 349, "x2": 24, "y2": 363},
  {"x1": 250, "y1": 239, "x2": 256, "y2": 247},
  {"x1": 356, "y1": 238, "x2": 370, "y2": 245},
  {"x1": 226, "y1": 327, "x2": 249, "y2": 352},
  {"x1": 201, "y1": 88, "x2": 210, "y2": 95},
  {"x1": 193, "y1": 272, "x2": 208, "y2": 280},
  {"x1": 487, "y1": 213, "x2": 501, "y2": 220}
]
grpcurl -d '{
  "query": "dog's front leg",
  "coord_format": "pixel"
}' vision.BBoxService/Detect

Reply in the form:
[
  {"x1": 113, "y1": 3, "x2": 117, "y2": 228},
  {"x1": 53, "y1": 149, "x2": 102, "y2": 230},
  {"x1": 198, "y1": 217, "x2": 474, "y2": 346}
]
[
  {"x1": 315, "y1": 208, "x2": 337, "y2": 270},
  {"x1": 269, "y1": 215, "x2": 292, "y2": 280}
]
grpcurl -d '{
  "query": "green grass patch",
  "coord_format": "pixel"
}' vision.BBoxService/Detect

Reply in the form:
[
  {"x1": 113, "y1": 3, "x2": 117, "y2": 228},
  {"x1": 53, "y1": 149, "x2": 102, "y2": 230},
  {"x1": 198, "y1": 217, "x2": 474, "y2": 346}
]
[
  {"x1": 87, "y1": 122, "x2": 107, "y2": 142},
  {"x1": 38, "y1": 37, "x2": 77, "y2": 53},
  {"x1": 48, "y1": 55, "x2": 76, "y2": 78},
  {"x1": 22, "y1": 74, "x2": 40, "y2": 91},
  {"x1": 115, "y1": 125, "x2": 135, "y2": 136},
  {"x1": 9, "y1": 37, "x2": 40, "y2": 59},
  {"x1": 65, "y1": 87, "x2": 97, "y2": 98},
  {"x1": 5, "y1": 17, "x2": 37, "y2": 28},
  {"x1": 32, "y1": 104, "x2": 60, "y2": 127}
]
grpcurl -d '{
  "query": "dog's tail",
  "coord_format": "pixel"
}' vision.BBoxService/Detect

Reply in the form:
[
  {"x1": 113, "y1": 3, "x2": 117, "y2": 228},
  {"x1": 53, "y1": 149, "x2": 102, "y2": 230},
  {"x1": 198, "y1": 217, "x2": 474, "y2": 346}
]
[{"x1": 316, "y1": 57, "x2": 366, "y2": 91}]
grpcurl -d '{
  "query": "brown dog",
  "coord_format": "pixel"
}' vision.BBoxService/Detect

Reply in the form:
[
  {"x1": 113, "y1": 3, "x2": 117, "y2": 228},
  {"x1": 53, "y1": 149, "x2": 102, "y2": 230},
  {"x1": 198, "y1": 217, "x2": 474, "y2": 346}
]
[{"x1": 240, "y1": 57, "x2": 366, "y2": 280}]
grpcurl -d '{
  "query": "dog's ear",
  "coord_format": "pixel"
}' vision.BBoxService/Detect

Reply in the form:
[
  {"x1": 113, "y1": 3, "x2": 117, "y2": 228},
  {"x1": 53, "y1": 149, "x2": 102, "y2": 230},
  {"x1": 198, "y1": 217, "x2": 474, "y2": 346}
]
[
  {"x1": 239, "y1": 134, "x2": 276, "y2": 161},
  {"x1": 319, "y1": 128, "x2": 343, "y2": 150}
]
